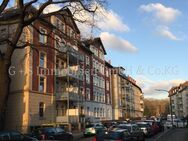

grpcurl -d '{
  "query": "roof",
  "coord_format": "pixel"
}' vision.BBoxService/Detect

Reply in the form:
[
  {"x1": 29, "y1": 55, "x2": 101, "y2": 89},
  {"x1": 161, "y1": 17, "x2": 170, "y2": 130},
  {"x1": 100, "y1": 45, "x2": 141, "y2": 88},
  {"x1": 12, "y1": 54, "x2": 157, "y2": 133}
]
[
  {"x1": 84, "y1": 38, "x2": 107, "y2": 55},
  {"x1": 169, "y1": 81, "x2": 188, "y2": 97},
  {"x1": 58, "y1": 8, "x2": 80, "y2": 34},
  {"x1": 79, "y1": 42, "x2": 93, "y2": 54},
  {"x1": 1, "y1": 6, "x2": 80, "y2": 34},
  {"x1": 93, "y1": 37, "x2": 107, "y2": 55},
  {"x1": 105, "y1": 61, "x2": 113, "y2": 68}
]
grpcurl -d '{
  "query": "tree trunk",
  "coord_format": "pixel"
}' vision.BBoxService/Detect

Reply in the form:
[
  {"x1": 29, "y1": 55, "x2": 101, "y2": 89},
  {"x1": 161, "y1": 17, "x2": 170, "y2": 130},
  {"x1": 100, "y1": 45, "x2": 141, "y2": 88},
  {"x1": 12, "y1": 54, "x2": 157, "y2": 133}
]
[{"x1": 0, "y1": 55, "x2": 12, "y2": 130}]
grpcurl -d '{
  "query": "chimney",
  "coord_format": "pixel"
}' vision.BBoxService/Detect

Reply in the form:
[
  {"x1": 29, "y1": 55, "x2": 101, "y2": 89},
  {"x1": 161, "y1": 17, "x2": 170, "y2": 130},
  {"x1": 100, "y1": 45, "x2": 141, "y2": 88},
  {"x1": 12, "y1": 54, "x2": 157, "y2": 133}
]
[{"x1": 108, "y1": 60, "x2": 111, "y2": 64}]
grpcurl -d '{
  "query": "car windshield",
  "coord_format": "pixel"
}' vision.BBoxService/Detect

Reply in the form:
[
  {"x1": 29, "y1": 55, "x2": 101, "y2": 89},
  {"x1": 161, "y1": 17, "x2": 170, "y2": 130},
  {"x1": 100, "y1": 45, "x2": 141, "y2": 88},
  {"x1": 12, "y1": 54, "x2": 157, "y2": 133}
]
[
  {"x1": 44, "y1": 128, "x2": 56, "y2": 134},
  {"x1": 137, "y1": 124, "x2": 150, "y2": 128},
  {"x1": 118, "y1": 125, "x2": 131, "y2": 131},
  {"x1": 56, "y1": 127, "x2": 64, "y2": 133}
]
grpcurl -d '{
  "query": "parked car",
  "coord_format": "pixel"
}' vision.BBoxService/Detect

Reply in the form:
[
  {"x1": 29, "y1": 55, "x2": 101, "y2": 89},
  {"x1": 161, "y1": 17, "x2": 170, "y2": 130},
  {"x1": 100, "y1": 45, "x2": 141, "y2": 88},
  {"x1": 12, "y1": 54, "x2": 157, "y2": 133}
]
[
  {"x1": 173, "y1": 119, "x2": 187, "y2": 127},
  {"x1": 117, "y1": 124, "x2": 145, "y2": 141},
  {"x1": 136, "y1": 122, "x2": 153, "y2": 137},
  {"x1": 150, "y1": 122, "x2": 160, "y2": 135},
  {"x1": 144, "y1": 120, "x2": 154, "y2": 126},
  {"x1": 84, "y1": 123, "x2": 106, "y2": 137},
  {"x1": 0, "y1": 130, "x2": 38, "y2": 141},
  {"x1": 93, "y1": 128, "x2": 133, "y2": 141},
  {"x1": 165, "y1": 119, "x2": 187, "y2": 128},
  {"x1": 30, "y1": 127, "x2": 73, "y2": 141},
  {"x1": 155, "y1": 121, "x2": 164, "y2": 132},
  {"x1": 165, "y1": 120, "x2": 173, "y2": 129}
]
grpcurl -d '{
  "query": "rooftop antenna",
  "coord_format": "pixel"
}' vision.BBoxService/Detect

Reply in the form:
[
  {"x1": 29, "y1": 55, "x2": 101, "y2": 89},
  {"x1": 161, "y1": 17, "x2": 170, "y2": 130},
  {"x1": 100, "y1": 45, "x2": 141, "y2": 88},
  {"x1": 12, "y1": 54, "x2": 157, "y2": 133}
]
[{"x1": 90, "y1": 11, "x2": 95, "y2": 40}]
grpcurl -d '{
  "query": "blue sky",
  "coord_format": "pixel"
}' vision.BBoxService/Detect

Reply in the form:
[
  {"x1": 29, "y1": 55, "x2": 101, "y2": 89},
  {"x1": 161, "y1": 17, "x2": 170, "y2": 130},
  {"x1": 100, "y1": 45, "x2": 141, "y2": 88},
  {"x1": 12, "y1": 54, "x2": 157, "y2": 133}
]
[
  {"x1": 94, "y1": 0, "x2": 188, "y2": 99},
  {"x1": 6, "y1": 0, "x2": 187, "y2": 99}
]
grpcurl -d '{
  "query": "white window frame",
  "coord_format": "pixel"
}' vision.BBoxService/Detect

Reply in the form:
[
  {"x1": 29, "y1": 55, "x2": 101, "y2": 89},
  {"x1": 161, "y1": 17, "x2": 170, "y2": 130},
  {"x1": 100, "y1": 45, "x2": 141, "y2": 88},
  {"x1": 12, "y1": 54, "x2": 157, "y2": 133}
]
[
  {"x1": 39, "y1": 76, "x2": 46, "y2": 93},
  {"x1": 39, "y1": 27, "x2": 47, "y2": 44},
  {"x1": 39, "y1": 52, "x2": 47, "y2": 68},
  {"x1": 86, "y1": 88, "x2": 90, "y2": 101}
]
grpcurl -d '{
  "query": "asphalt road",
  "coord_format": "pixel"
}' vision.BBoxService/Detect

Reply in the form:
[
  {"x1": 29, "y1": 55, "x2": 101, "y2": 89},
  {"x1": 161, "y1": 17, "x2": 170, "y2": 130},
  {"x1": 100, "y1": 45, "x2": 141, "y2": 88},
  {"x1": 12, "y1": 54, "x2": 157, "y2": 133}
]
[
  {"x1": 155, "y1": 128, "x2": 188, "y2": 141},
  {"x1": 76, "y1": 136, "x2": 93, "y2": 141}
]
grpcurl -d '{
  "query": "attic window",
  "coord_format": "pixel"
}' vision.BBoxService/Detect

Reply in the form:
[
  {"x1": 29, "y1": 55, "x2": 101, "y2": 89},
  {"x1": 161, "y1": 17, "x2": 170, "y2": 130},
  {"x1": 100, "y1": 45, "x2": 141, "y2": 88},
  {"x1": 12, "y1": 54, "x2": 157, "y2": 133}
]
[{"x1": 67, "y1": 27, "x2": 71, "y2": 37}]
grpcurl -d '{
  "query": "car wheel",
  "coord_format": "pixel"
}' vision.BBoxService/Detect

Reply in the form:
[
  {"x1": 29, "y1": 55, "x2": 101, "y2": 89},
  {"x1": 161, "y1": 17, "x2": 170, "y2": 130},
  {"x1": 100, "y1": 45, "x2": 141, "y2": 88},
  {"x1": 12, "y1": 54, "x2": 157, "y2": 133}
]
[
  {"x1": 49, "y1": 136, "x2": 55, "y2": 140},
  {"x1": 69, "y1": 136, "x2": 73, "y2": 141},
  {"x1": 141, "y1": 136, "x2": 145, "y2": 141}
]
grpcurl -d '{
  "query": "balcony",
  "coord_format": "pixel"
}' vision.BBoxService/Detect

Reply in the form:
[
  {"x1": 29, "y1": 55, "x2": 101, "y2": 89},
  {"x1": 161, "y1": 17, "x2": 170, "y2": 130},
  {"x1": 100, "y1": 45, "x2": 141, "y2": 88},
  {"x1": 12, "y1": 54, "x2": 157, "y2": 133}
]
[
  {"x1": 56, "y1": 66, "x2": 80, "y2": 80},
  {"x1": 56, "y1": 93, "x2": 80, "y2": 101},
  {"x1": 57, "y1": 45, "x2": 78, "y2": 54},
  {"x1": 56, "y1": 109, "x2": 80, "y2": 123},
  {"x1": 56, "y1": 87, "x2": 83, "y2": 101},
  {"x1": 79, "y1": 55, "x2": 84, "y2": 62}
]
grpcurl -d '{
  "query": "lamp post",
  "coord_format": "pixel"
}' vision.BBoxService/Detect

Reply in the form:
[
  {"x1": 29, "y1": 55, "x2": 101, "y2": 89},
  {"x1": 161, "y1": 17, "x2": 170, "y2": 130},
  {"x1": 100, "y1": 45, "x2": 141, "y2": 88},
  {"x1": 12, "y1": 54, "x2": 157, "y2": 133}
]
[{"x1": 155, "y1": 89, "x2": 174, "y2": 126}]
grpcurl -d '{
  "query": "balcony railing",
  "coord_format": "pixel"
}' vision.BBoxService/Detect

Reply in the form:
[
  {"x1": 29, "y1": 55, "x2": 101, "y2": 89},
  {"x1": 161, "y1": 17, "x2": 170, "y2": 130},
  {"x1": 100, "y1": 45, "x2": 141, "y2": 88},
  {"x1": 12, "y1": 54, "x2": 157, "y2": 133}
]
[
  {"x1": 56, "y1": 90, "x2": 84, "y2": 101},
  {"x1": 56, "y1": 67, "x2": 81, "y2": 79},
  {"x1": 57, "y1": 45, "x2": 77, "y2": 53},
  {"x1": 56, "y1": 114, "x2": 79, "y2": 123}
]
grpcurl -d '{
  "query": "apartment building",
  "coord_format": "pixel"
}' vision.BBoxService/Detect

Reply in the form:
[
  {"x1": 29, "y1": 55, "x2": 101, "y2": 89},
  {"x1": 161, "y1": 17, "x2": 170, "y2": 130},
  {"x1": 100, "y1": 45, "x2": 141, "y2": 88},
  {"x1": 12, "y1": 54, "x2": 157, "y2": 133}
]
[
  {"x1": 111, "y1": 67, "x2": 143, "y2": 120},
  {"x1": 3, "y1": 7, "x2": 84, "y2": 132},
  {"x1": 169, "y1": 81, "x2": 188, "y2": 118},
  {"x1": 2, "y1": 7, "x2": 143, "y2": 133},
  {"x1": 83, "y1": 39, "x2": 113, "y2": 123}
]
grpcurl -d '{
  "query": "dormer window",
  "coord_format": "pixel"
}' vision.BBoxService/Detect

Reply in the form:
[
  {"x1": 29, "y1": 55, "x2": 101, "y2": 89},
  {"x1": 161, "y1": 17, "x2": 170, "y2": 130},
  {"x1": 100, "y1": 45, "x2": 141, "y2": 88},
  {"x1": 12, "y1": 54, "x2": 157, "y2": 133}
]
[
  {"x1": 61, "y1": 22, "x2": 65, "y2": 33},
  {"x1": 67, "y1": 27, "x2": 71, "y2": 37}
]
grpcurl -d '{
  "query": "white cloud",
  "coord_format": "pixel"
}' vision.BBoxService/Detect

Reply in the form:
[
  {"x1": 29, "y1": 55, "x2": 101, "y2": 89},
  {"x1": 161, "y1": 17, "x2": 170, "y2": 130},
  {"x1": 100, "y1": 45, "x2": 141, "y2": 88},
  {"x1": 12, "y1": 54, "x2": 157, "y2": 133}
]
[
  {"x1": 95, "y1": 8, "x2": 130, "y2": 32},
  {"x1": 100, "y1": 32, "x2": 137, "y2": 53},
  {"x1": 43, "y1": 3, "x2": 130, "y2": 37},
  {"x1": 136, "y1": 75, "x2": 185, "y2": 99},
  {"x1": 140, "y1": 3, "x2": 181, "y2": 24},
  {"x1": 71, "y1": 3, "x2": 130, "y2": 36},
  {"x1": 43, "y1": 4, "x2": 62, "y2": 14},
  {"x1": 157, "y1": 26, "x2": 179, "y2": 40}
]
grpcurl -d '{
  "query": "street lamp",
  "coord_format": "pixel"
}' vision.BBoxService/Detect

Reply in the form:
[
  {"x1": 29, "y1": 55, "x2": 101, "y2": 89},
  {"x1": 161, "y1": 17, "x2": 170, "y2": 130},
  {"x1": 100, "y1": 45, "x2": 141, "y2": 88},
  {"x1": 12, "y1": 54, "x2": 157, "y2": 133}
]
[{"x1": 155, "y1": 89, "x2": 174, "y2": 126}]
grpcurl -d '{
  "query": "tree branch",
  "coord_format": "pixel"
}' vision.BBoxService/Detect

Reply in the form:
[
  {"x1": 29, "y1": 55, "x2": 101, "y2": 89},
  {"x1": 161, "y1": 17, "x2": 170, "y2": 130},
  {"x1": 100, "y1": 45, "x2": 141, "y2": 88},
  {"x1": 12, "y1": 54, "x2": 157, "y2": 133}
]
[{"x1": 0, "y1": 0, "x2": 9, "y2": 14}]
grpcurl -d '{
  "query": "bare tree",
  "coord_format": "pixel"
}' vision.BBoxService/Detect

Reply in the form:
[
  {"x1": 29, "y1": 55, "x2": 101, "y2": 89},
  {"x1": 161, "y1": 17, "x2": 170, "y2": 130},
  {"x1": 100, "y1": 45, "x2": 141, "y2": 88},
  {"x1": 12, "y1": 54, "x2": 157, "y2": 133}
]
[{"x1": 0, "y1": 0, "x2": 106, "y2": 129}]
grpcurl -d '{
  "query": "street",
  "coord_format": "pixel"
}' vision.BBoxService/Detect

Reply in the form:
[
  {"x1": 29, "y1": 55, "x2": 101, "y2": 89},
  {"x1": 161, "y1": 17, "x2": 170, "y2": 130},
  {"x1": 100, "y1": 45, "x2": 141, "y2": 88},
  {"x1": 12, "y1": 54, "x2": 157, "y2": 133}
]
[
  {"x1": 74, "y1": 128, "x2": 188, "y2": 141},
  {"x1": 155, "y1": 128, "x2": 188, "y2": 141},
  {"x1": 76, "y1": 136, "x2": 93, "y2": 141}
]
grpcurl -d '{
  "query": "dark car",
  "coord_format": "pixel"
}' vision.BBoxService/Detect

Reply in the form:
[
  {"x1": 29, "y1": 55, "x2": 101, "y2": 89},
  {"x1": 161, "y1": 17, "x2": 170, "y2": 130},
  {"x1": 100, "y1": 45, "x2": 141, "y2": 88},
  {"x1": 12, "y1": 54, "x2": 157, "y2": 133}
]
[
  {"x1": 117, "y1": 124, "x2": 145, "y2": 141},
  {"x1": 0, "y1": 130, "x2": 38, "y2": 141},
  {"x1": 136, "y1": 122, "x2": 153, "y2": 137},
  {"x1": 31, "y1": 127, "x2": 73, "y2": 141},
  {"x1": 93, "y1": 129, "x2": 133, "y2": 141}
]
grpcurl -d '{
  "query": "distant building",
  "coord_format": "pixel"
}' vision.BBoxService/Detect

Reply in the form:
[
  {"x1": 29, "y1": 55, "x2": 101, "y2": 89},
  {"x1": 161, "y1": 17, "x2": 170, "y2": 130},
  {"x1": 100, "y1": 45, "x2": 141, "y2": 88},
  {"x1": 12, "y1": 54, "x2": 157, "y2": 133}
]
[
  {"x1": 169, "y1": 81, "x2": 188, "y2": 118},
  {"x1": 111, "y1": 67, "x2": 144, "y2": 120}
]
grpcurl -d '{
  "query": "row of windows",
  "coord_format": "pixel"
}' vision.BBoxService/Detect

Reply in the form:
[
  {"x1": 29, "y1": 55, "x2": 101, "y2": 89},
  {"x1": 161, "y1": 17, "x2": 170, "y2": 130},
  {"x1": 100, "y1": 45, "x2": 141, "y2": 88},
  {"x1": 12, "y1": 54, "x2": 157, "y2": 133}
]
[
  {"x1": 93, "y1": 59, "x2": 105, "y2": 75},
  {"x1": 93, "y1": 76, "x2": 105, "y2": 88},
  {"x1": 90, "y1": 46, "x2": 104, "y2": 61},
  {"x1": 52, "y1": 16, "x2": 78, "y2": 39},
  {"x1": 86, "y1": 107, "x2": 106, "y2": 117},
  {"x1": 94, "y1": 93, "x2": 105, "y2": 103},
  {"x1": 94, "y1": 107, "x2": 105, "y2": 117}
]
